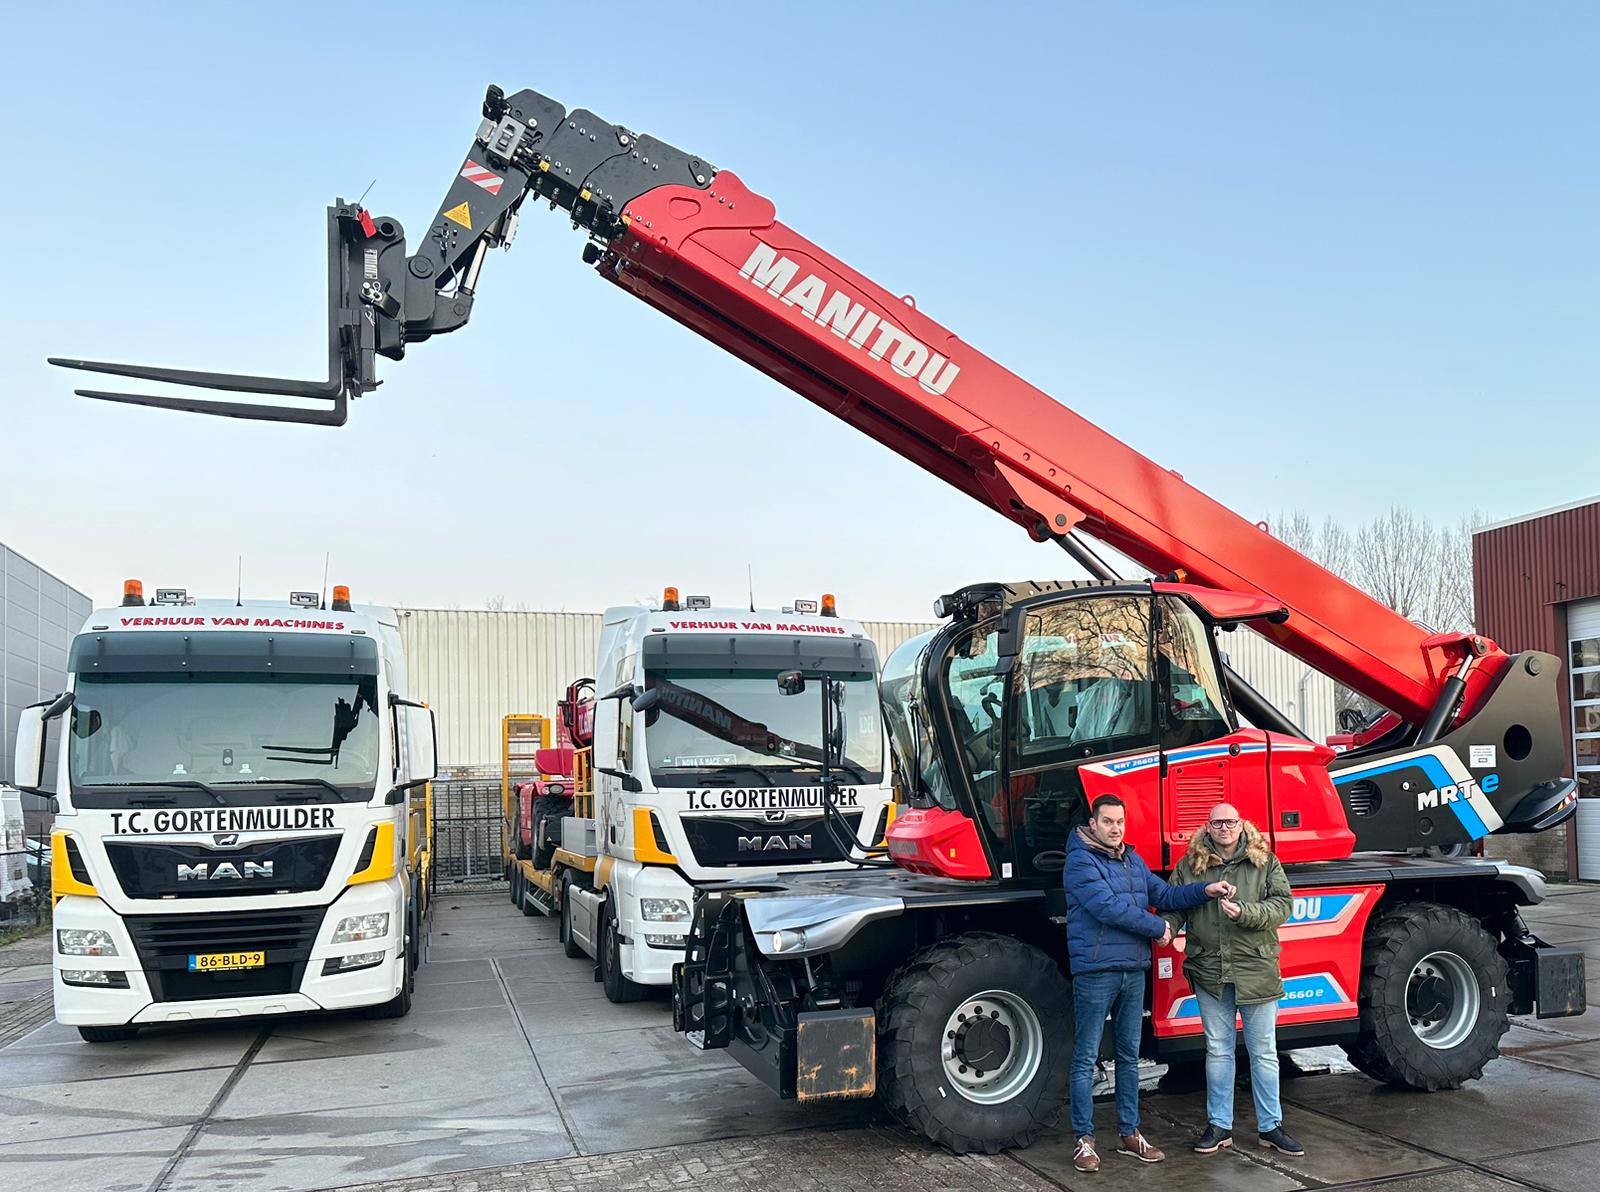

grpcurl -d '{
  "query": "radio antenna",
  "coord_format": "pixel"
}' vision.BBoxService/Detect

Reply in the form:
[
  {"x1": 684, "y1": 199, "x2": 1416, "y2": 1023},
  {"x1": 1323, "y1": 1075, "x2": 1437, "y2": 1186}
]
[
  {"x1": 320, "y1": 553, "x2": 331, "y2": 610},
  {"x1": 748, "y1": 563, "x2": 755, "y2": 613},
  {"x1": 236, "y1": 557, "x2": 244, "y2": 607}
]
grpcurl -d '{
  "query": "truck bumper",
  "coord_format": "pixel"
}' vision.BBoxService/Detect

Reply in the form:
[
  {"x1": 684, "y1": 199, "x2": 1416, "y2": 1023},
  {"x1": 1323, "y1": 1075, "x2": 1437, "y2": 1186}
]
[{"x1": 52, "y1": 883, "x2": 406, "y2": 1028}]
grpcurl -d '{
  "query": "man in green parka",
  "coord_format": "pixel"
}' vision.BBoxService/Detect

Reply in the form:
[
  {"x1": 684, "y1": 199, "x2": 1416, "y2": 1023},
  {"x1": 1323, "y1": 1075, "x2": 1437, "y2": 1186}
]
[{"x1": 1164, "y1": 803, "x2": 1305, "y2": 1158}]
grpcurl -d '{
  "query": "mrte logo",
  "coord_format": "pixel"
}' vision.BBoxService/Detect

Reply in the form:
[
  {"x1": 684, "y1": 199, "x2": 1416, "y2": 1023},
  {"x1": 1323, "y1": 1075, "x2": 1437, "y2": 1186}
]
[
  {"x1": 177, "y1": 860, "x2": 274, "y2": 882},
  {"x1": 1415, "y1": 773, "x2": 1499, "y2": 812}
]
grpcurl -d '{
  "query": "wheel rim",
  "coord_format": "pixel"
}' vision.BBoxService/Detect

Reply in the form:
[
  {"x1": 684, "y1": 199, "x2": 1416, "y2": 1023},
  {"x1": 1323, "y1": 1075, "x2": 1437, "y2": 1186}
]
[
  {"x1": 1406, "y1": 950, "x2": 1479, "y2": 1049},
  {"x1": 939, "y1": 989, "x2": 1044, "y2": 1104}
]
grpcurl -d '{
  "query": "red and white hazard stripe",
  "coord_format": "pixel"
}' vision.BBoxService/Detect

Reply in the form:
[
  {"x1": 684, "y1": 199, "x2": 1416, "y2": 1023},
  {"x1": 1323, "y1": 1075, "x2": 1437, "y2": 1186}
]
[{"x1": 460, "y1": 160, "x2": 504, "y2": 195}]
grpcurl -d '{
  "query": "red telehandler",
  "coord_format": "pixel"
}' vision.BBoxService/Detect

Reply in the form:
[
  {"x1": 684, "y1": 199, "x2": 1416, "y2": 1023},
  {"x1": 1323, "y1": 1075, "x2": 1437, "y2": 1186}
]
[{"x1": 52, "y1": 84, "x2": 1585, "y2": 1154}]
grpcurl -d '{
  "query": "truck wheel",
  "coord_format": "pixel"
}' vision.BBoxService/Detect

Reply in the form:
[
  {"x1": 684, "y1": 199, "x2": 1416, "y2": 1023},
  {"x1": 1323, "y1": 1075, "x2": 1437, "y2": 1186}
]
[
  {"x1": 77, "y1": 1025, "x2": 138, "y2": 1043},
  {"x1": 560, "y1": 877, "x2": 586, "y2": 959},
  {"x1": 521, "y1": 872, "x2": 539, "y2": 917},
  {"x1": 1344, "y1": 901, "x2": 1509, "y2": 1090},
  {"x1": 513, "y1": 798, "x2": 532, "y2": 861},
  {"x1": 367, "y1": 941, "x2": 415, "y2": 1020},
  {"x1": 601, "y1": 899, "x2": 650, "y2": 1003},
  {"x1": 877, "y1": 932, "x2": 1072, "y2": 1154},
  {"x1": 509, "y1": 866, "x2": 522, "y2": 906}
]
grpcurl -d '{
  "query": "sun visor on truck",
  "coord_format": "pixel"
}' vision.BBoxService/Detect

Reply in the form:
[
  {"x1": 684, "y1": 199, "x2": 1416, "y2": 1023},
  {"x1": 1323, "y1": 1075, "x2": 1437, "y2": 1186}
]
[
  {"x1": 69, "y1": 630, "x2": 380, "y2": 676},
  {"x1": 642, "y1": 633, "x2": 877, "y2": 676}
]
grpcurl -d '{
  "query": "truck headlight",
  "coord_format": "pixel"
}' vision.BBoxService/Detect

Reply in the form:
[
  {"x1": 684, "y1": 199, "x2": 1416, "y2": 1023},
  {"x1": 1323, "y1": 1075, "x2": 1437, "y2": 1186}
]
[
  {"x1": 644, "y1": 934, "x2": 687, "y2": 948},
  {"x1": 57, "y1": 929, "x2": 117, "y2": 957},
  {"x1": 60, "y1": 968, "x2": 129, "y2": 987},
  {"x1": 321, "y1": 951, "x2": 386, "y2": 974},
  {"x1": 331, "y1": 913, "x2": 389, "y2": 943},
  {"x1": 640, "y1": 898, "x2": 690, "y2": 922}
]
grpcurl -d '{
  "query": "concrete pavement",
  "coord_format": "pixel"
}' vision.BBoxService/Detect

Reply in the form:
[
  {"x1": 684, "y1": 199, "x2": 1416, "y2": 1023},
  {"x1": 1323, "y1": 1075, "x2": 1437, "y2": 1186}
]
[{"x1": 0, "y1": 881, "x2": 1594, "y2": 1192}]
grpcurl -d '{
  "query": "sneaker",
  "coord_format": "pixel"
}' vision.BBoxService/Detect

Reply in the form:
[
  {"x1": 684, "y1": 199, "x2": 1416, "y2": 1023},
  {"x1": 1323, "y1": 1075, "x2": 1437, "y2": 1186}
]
[
  {"x1": 1258, "y1": 1126, "x2": 1305, "y2": 1156},
  {"x1": 1073, "y1": 1136, "x2": 1100, "y2": 1172},
  {"x1": 1117, "y1": 1131, "x2": 1166, "y2": 1163},
  {"x1": 1192, "y1": 1124, "x2": 1233, "y2": 1154}
]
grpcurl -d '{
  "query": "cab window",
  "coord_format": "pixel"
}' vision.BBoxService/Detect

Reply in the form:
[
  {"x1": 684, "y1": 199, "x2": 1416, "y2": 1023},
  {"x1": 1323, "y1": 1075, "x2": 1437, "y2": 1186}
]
[{"x1": 1155, "y1": 598, "x2": 1232, "y2": 748}]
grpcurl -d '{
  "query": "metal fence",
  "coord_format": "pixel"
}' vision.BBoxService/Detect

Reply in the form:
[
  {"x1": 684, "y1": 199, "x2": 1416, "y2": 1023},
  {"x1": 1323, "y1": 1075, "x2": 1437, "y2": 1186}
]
[
  {"x1": 431, "y1": 770, "x2": 506, "y2": 891},
  {"x1": 0, "y1": 844, "x2": 49, "y2": 935}
]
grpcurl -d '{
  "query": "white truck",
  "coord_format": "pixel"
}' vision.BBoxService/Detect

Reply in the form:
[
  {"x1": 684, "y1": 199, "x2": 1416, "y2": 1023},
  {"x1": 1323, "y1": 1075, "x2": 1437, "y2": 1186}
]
[
  {"x1": 510, "y1": 590, "x2": 895, "y2": 1002},
  {"x1": 12, "y1": 581, "x2": 437, "y2": 1041}
]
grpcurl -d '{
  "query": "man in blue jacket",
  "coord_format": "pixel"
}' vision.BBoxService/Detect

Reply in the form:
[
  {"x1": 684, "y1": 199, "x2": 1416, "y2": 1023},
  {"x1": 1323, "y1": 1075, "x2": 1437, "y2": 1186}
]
[{"x1": 1064, "y1": 794, "x2": 1231, "y2": 1171}]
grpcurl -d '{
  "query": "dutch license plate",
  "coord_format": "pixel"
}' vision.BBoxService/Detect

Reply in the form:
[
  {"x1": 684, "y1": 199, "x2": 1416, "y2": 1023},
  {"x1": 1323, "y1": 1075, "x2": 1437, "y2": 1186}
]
[{"x1": 187, "y1": 951, "x2": 265, "y2": 973}]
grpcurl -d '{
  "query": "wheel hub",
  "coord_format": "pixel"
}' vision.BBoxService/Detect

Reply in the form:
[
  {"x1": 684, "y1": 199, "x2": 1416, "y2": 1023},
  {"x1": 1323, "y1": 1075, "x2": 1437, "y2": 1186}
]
[
  {"x1": 954, "y1": 1013, "x2": 1012, "y2": 1071},
  {"x1": 1405, "y1": 950, "x2": 1479, "y2": 1050},
  {"x1": 939, "y1": 990, "x2": 1044, "y2": 1105}
]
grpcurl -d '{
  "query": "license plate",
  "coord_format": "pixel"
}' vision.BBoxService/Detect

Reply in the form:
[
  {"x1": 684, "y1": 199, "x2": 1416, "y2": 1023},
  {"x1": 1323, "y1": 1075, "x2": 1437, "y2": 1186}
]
[{"x1": 187, "y1": 951, "x2": 265, "y2": 972}]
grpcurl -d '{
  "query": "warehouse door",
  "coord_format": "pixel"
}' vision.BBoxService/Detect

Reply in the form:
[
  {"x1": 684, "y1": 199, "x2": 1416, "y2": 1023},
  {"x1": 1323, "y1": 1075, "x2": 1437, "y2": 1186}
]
[{"x1": 1571, "y1": 601, "x2": 1600, "y2": 879}]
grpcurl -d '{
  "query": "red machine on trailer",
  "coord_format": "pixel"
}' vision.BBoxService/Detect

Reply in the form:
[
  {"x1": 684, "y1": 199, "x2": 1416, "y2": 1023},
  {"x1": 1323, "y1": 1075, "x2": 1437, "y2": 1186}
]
[{"x1": 52, "y1": 83, "x2": 1584, "y2": 1154}]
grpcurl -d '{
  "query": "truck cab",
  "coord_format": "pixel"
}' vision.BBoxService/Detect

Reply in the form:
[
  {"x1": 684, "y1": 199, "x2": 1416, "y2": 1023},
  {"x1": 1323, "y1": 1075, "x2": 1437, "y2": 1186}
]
[
  {"x1": 12, "y1": 582, "x2": 437, "y2": 1040},
  {"x1": 555, "y1": 591, "x2": 895, "y2": 996}
]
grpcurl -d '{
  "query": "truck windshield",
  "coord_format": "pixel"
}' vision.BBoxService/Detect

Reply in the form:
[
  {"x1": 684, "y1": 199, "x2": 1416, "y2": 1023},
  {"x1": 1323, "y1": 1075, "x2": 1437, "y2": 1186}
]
[
  {"x1": 68, "y1": 674, "x2": 381, "y2": 802},
  {"x1": 643, "y1": 671, "x2": 883, "y2": 785}
]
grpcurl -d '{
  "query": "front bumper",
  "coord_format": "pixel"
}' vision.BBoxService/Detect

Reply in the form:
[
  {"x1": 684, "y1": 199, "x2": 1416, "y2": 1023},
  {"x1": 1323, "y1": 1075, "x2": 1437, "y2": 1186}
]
[{"x1": 52, "y1": 882, "x2": 404, "y2": 1027}]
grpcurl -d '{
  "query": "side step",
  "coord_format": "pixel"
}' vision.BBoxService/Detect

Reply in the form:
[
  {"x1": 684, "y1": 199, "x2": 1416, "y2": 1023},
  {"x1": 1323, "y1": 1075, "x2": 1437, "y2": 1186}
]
[{"x1": 522, "y1": 881, "x2": 558, "y2": 917}]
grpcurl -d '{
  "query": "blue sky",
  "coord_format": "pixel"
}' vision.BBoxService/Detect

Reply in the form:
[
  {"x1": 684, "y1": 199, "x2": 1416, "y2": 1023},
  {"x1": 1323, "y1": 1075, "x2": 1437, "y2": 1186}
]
[{"x1": 2, "y1": 3, "x2": 1594, "y2": 620}]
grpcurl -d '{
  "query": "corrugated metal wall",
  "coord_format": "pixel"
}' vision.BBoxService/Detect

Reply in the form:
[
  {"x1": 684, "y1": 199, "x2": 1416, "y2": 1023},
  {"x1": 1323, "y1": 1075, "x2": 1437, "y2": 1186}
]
[
  {"x1": 3, "y1": 544, "x2": 94, "y2": 786},
  {"x1": 1474, "y1": 500, "x2": 1600, "y2": 656},
  {"x1": 399, "y1": 607, "x2": 1334, "y2": 766}
]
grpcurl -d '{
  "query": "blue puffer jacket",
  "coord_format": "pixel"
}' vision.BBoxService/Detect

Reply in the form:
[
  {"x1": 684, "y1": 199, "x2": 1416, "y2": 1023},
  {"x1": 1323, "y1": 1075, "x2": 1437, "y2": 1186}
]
[{"x1": 1064, "y1": 828, "x2": 1211, "y2": 974}]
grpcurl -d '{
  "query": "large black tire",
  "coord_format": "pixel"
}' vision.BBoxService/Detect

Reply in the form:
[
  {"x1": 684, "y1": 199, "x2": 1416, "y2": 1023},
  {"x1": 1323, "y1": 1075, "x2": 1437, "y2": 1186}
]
[
  {"x1": 531, "y1": 795, "x2": 573, "y2": 869},
  {"x1": 78, "y1": 1025, "x2": 138, "y2": 1043},
  {"x1": 1343, "y1": 901, "x2": 1508, "y2": 1090},
  {"x1": 878, "y1": 932, "x2": 1073, "y2": 1154},
  {"x1": 508, "y1": 865, "x2": 522, "y2": 906},
  {"x1": 600, "y1": 899, "x2": 650, "y2": 1003},
  {"x1": 367, "y1": 921, "x2": 416, "y2": 1020},
  {"x1": 560, "y1": 877, "x2": 586, "y2": 960},
  {"x1": 520, "y1": 872, "x2": 539, "y2": 917}
]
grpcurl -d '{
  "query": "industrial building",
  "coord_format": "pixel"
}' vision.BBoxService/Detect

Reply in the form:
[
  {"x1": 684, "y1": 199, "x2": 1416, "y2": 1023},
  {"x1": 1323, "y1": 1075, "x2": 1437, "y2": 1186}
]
[
  {"x1": 395, "y1": 606, "x2": 1338, "y2": 769},
  {"x1": 1475, "y1": 496, "x2": 1600, "y2": 880},
  {"x1": 2, "y1": 544, "x2": 93, "y2": 787}
]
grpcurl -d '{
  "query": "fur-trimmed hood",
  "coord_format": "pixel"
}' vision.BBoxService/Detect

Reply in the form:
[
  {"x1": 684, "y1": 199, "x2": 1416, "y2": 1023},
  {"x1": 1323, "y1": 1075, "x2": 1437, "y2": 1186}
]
[{"x1": 1182, "y1": 819, "x2": 1271, "y2": 872}]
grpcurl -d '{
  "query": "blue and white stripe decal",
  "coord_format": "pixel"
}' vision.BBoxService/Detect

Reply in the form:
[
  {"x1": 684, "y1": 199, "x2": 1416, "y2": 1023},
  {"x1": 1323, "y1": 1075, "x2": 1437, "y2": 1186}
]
[
  {"x1": 1331, "y1": 746, "x2": 1503, "y2": 839},
  {"x1": 1084, "y1": 742, "x2": 1269, "y2": 779},
  {"x1": 1167, "y1": 971, "x2": 1350, "y2": 1021}
]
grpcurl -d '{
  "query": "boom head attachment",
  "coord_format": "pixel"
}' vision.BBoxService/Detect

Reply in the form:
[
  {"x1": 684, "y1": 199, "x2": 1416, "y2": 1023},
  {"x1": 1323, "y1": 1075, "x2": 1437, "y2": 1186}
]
[
  {"x1": 51, "y1": 85, "x2": 715, "y2": 425},
  {"x1": 51, "y1": 204, "x2": 394, "y2": 426}
]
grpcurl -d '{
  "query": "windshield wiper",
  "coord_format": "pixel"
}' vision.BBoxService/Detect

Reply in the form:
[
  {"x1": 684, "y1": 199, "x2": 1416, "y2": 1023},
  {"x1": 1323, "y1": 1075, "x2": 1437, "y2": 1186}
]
[
  {"x1": 92, "y1": 780, "x2": 227, "y2": 805},
  {"x1": 219, "y1": 778, "x2": 348, "y2": 800},
  {"x1": 697, "y1": 763, "x2": 781, "y2": 786}
]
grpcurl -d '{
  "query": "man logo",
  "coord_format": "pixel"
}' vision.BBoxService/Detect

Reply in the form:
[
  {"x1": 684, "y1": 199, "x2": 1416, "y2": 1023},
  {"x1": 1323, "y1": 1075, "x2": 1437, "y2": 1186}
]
[
  {"x1": 736, "y1": 834, "x2": 813, "y2": 853},
  {"x1": 177, "y1": 860, "x2": 274, "y2": 882}
]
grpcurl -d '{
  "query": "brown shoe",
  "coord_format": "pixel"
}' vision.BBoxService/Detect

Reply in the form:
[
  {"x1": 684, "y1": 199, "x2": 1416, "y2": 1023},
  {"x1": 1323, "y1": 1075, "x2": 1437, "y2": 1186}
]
[
  {"x1": 1073, "y1": 1136, "x2": 1100, "y2": 1172},
  {"x1": 1118, "y1": 1131, "x2": 1166, "y2": 1163}
]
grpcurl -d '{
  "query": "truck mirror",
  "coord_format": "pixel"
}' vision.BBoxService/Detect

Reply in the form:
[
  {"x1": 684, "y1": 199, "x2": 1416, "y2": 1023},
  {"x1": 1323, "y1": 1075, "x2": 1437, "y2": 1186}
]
[
  {"x1": 777, "y1": 671, "x2": 807, "y2": 696},
  {"x1": 602, "y1": 682, "x2": 638, "y2": 702},
  {"x1": 14, "y1": 704, "x2": 50, "y2": 793},
  {"x1": 630, "y1": 688, "x2": 661, "y2": 713},
  {"x1": 387, "y1": 698, "x2": 439, "y2": 794}
]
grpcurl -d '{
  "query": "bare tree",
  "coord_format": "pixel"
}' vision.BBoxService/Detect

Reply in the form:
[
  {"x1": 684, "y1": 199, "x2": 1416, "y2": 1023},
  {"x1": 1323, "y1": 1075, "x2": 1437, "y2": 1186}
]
[{"x1": 485, "y1": 594, "x2": 507, "y2": 612}]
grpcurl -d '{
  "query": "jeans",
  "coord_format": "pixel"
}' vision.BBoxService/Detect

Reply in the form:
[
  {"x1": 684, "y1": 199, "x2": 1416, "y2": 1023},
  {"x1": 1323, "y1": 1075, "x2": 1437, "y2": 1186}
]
[
  {"x1": 1070, "y1": 969, "x2": 1144, "y2": 1140},
  {"x1": 1194, "y1": 984, "x2": 1282, "y2": 1132}
]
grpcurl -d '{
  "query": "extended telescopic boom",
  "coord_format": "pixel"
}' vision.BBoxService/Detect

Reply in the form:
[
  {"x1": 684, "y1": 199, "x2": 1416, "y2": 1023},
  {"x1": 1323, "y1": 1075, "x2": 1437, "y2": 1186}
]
[{"x1": 49, "y1": 84, "x2": 1503, "y2": 727}]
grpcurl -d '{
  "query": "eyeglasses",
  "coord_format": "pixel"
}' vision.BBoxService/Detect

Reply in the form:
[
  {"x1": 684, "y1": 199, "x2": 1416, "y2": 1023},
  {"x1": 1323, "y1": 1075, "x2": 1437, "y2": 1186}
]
[{"x1": 1208, "y1": 818, "x2": 1241, "y2": 830}]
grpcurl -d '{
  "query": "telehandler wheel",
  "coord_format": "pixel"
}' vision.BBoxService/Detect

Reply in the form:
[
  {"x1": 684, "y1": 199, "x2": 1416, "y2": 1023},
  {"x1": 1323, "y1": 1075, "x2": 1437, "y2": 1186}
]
[
  {"x1": 77, "y1": 1025, "x2": 138, "y2": 1043},
  {"x1": 1343, "y1": 901, "x2": 1508, "y2": 1090},
  {"x1": 512, "y1": 798, "x2": 533, "y2": 861},
  {"x1": 600, "y1": 899, "x2": 650, "y2": 1004},
  {"x1": 560, "y1": 876, "x2": 586, "y2": 960},
  {"x1": 531, "y1": 795, "x2": 570, "y2": 869},
  {"x1": 877, "y1": 932, "x2": 1072, "y2": 1155}
]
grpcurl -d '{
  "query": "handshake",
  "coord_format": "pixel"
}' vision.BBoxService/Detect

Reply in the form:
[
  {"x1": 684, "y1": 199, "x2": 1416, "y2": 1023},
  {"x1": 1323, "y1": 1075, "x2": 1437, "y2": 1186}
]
[{"x1": 1156, "y1": 881, "x2": 1237, "y2": 948}]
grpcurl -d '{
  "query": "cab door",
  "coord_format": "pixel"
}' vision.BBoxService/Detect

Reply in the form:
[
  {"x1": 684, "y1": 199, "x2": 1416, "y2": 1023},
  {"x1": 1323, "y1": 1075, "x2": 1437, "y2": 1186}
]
[
  {"x1": 1154, "y1": 596, "x2": 1269, "y2": 857},
  {"x1": 1002, "y1": 593, "x2": 1164, "y2": 880}
]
